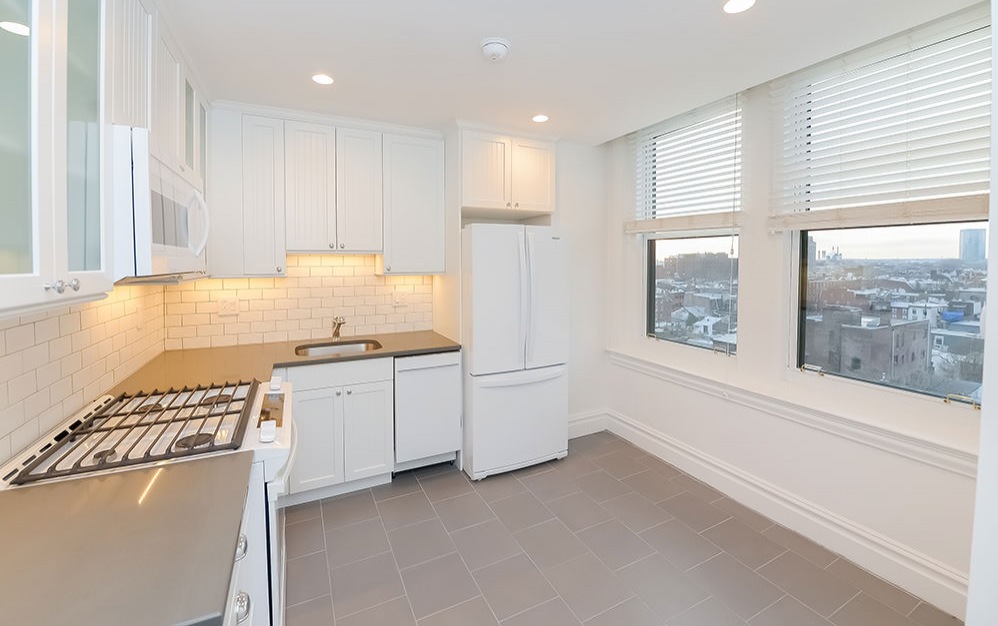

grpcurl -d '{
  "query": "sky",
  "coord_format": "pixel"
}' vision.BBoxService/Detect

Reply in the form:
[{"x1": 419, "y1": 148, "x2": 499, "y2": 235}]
[
  {"x1": 653, "y1": 221, "x2": 988, "y2": 261},
  {"x1": 808, "y1": 221, "x2": 989, "y2": 260}
]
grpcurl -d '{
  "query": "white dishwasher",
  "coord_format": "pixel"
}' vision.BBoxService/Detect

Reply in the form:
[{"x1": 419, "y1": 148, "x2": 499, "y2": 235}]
[{"x1": 394, "y1": 351, "x2": 463, "y2": 472}]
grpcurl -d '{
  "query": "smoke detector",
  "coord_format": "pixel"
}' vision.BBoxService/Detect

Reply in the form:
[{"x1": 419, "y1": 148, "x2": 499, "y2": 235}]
[{"x1": 481, "y1": 37, "x2": 511, "y2": 62}]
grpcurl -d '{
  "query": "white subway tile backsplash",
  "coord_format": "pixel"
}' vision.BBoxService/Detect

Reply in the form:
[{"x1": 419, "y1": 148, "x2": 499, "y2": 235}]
[
  {"x1": 0, "y1": 285, "x2": 165, "y2": 464},
  {"x1": 161, "y1": 255, "x2": 433, "y2": 351}
]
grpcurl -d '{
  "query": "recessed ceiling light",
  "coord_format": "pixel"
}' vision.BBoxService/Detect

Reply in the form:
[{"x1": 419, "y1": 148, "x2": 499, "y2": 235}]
[
  {"x1": 0, "y1": 21, "x2": 30, "y2": 36},
  {"x1": 312, "y1": 74, "x2": 334, "y2": 85},
  {"x1": 532, "y1": 114, "x2": 549, "y2": 123},
  {"x1": 722, "y1": 0, "x2": 755, "y2": 13}
]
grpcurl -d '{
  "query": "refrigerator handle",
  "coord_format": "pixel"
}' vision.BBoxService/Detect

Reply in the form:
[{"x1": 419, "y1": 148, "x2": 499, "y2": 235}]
[
  {"x1": 518, "y1": 231, "x2": 530, "y2": 359},
  {"x1": 526, "y1": 231, "x2": 537, "y2": 364}
]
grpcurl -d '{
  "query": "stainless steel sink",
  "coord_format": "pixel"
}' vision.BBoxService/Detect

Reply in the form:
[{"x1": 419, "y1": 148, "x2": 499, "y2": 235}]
[{"x1": 294, "y1": 339, "x2": 383, "y2": 358}]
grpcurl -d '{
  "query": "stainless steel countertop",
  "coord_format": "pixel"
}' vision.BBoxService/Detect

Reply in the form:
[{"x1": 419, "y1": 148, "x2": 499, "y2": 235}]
[
  {"x1": 0, "y1": 452, "x2": 253, "y2": 626},
  {"x1": 112, "y1": 330, "x2": 460, "y2": 394}
]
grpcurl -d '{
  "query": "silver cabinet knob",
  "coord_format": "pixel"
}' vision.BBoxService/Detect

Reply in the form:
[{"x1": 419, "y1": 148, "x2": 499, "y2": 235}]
[
  {"x1": 346, "y1": 389, "x2": 352, "y2": 395},
  {"x1": 235, "y1": 533, "x2": 247, "y2": 561},
  {"x1": 44, "y1": 280, "x2": 66, "y2": 294},
  {"x1": 234, "y1": 592, "x2": 250, "y2": 623},
  {"x1": 335, "y1": 390, "x2": 342, "y2": 396},
  {"x1": 68, "y1": 278, "x2": 80, "y2": 292},
  {"x1": 276, "y1": 266, "x2": 283, "y2": 273},
  {"x1": 506, "y1": 201, "x2": 511, "y2": 208},
  {"x1": 386, "y1": 266, "x2": 391, "y2": 272},
  {"x1": 339, "y1": 243, "x2": 345, "y2": 249},
  {"x1": 329, "y1": 243, "x2": 335, "y2": 249},
  {"x1": 514, "y1": 202, "x2": 519, "y2": 208}
]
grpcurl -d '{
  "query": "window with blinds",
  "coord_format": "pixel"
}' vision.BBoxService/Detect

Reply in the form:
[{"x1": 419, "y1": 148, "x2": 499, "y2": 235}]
[
  {"x1": 776, "y1": 15, "x2": 991, "y2": 213},
  {"x1": 635, "y1": 98, "x2": 742, "y2": 220}
]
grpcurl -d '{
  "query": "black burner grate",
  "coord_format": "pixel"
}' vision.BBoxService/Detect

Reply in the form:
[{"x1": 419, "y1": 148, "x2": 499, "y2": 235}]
[{"x1": 10, "y1": 380, "x2": 258, "y2": 486}]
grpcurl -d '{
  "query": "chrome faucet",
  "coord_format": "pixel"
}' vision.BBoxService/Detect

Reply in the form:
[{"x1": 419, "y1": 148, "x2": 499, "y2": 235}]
[{"x1": 331, "y1": 316, "x2": 346, "y2": 340}]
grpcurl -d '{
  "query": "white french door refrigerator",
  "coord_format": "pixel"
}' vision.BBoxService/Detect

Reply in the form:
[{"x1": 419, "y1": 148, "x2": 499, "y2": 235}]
[{"x1": 462, "y1": 223, "x2": 569, "y2": 480}]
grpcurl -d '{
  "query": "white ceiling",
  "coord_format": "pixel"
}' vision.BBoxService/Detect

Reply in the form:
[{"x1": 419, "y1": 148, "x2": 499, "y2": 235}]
[{"x1": 158, "y1": 0, "x2": 984, "y2": 145}]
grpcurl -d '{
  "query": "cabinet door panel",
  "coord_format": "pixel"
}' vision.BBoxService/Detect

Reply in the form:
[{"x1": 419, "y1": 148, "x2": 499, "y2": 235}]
[
  {"x1": 285, "y1": 121, "x2": 336, "y2": 251},
  {"x1": 241, "y1": 115, "x2": 287, "y2": 275},
  {"x1": 381, "y1": 134, "x2": 444, "y2": 274},
  {"x1": 108, "y1": 0, "x2": 151, "y2": 128},
  {"x1": 511, "y1": 138, "x2": 555, "y2": 213},
  {"x1": 342, "y1": 380, "x2": 394, "y2": 482},
  {"x1": 335, "y1": 128, "x2": 382, "y2": 251},
  {"x1": 288, "y1": 388, "x2": 344, "y2": 493},
  {"x1": 153, "y1": 34, "x2": 180, "y2": 163},
  {"x1": 461, "y1": 131, "x2": 510, "y2": 210}
]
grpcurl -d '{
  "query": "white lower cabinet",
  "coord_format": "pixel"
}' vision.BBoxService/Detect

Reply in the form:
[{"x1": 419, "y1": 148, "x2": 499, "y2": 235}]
[{"x1": 280, "y1": 358, "x2": 394, "y2": 497}]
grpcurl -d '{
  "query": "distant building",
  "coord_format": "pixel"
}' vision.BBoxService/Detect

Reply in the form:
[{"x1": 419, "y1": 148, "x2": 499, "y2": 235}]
[
  {"x1": 804, "y1": 307, "x2": 930, "y2": 384},
  {"x1": 960, "y1": 229, "x2": 986, "y2": 263}
]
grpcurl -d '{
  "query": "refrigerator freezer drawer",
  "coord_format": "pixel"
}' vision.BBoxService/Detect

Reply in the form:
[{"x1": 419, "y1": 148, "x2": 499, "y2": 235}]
[{"x1": 464, "y1": 366, "x2": 568, "y2": 480}]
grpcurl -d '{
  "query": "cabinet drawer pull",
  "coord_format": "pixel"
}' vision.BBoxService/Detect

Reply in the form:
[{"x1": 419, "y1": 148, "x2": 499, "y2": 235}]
[
  {"x1": 335, "y1": 390, "x2": 342, "y2": 396},
  {"x1": 346, "y1": 389, "x2": 353, "y2": 395}
]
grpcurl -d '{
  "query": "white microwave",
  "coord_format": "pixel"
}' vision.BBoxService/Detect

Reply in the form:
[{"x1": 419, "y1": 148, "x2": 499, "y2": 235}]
[{"x1": 111, "y1": 126, "x2": 209, "y2": 283}]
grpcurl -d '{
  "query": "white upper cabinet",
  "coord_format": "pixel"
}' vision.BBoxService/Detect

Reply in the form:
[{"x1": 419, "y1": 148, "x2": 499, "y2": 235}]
[
  {"x1": 335, "y1": 128, "x2": 383, "y2": 252},
  {"x1": 461, "y1": 130, "x2": 556, "y2": 216},
  {"x1": 378, "y1": 134, "x2": 445, "y2": 275},
  {"x1": 461, "y1": 131, "x2": 511, "y2": 210},
  {"x1": 107, "y1": 0, "x2": 151, "y2": 129},
  {"x1": 1, "y1": 0, "x2": 112, "y2": 316},
  {"x1": 150, "y1": 18, "x2": 203, "y2": 191},
  {"x1": 285, "y1": 121, "x2": 337, "y2": 252},
  {"x1": 510, "y1": 136, "x2": 556, "y2": 213},
  {"x1": 152, "y1": 31, "x2": 180, "y2": 165},
  {"x1": 206, "y1": 110, "x2": 286, "y2": 277},
  {"x1": 241, "y1": 116, "x2": 287, "y2": 276},
  {"x1": 284, "y1": 123, "x2": 384, "y2": 254}
]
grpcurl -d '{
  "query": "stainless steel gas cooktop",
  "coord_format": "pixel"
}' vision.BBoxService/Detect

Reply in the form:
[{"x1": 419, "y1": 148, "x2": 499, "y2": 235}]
[{"x1": 5, "y1": 380, "x2": 258, "y2": 486}]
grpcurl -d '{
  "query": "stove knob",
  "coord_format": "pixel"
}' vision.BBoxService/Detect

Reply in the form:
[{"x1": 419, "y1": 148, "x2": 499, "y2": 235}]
[
  {"x1": 235, "y1": 533, "x2": 248, "y2": 561},
  {"x1": 234, "y1": 592, "x2": 251, "y2": 623}
]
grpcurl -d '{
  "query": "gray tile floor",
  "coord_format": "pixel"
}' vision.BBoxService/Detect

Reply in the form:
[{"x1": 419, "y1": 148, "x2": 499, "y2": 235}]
[{"x1": 283, "y1": 431, "x2": 963, "y2": 626}]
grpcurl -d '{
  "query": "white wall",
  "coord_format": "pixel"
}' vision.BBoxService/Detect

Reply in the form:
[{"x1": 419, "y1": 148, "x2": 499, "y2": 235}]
[
  {"x1": 555, "y1": 142, "x2": 609, "y2": 418},
  {"x1": 596, "y1": 86, "x2": 978, "y2": 617},
  {"x1": 963, "y1": 1, "x2": 998, "y2": 620}
]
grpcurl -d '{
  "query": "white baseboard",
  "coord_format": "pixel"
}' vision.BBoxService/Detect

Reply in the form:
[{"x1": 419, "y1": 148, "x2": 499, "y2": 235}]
[
  {"x1": 596, "y1": 408, "x2": 968, "y2": 620},
  {"x1": 568, "y1": 409, "x2": 610, "y2": 439}
]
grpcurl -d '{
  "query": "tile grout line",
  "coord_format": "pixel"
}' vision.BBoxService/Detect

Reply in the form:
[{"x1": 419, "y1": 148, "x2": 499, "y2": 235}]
[
  {"x1": 827, "y1": 589, "x2": 863, "y2": 620},
  {"x1": 752, "y1": 547, "x2": 790, "y2": 572},
  {"x1": 419, "y1": 479, "x2": 500, "y2": 625},
  {"x1": 371, "y1": 486, "x2": 421, "y2": 626},
  {"x1": 744, "y1": 592, "x2": 788, "y2": 622}
]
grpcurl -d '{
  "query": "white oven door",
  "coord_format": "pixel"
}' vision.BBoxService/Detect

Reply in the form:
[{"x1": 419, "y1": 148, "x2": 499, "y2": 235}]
[{"x1": 225, "y1": 461, "x2": 269, "y2": 626}]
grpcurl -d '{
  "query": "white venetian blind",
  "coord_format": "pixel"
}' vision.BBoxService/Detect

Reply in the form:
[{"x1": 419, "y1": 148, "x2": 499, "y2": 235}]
[
  {"x1": 634, "y1": 97, "x2": 742, "y2": 221},
  {"x1": 776, "y1": 10, "x2": 991, "y2": 214}
]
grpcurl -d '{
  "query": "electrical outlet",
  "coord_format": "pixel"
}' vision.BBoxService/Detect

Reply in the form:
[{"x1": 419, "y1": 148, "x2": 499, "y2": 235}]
[
  {"x1": 393, "y1": 288, "x2": 408, "y2": 307},
  {"x1": 219, "y1": 298, "x2": 240, "y2": 316}
]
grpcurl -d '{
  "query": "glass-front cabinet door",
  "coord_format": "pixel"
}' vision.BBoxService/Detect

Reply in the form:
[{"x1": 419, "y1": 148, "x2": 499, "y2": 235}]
[
  {"x1": 1, "y1": 0, "x2": 112, "y2": 315},
  {"x1": 0, "y1": 0, "x2": 50, "y2": 307}
]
